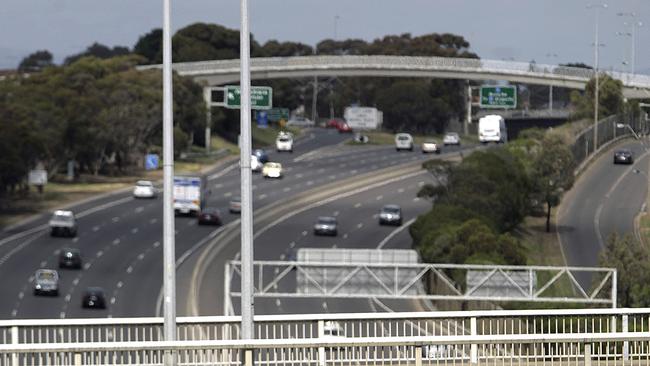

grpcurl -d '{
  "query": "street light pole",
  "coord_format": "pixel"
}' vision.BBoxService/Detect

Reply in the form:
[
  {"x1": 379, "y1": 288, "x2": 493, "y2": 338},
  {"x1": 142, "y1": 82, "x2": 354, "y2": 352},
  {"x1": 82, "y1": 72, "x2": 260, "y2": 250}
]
[
  {"x1": 161, "y1": 0, "x2": 176, "y2": 364},
  {"x1": 588, "y1": 3, "x2": 607, "y2": 151},
  {"x1": 239, "y1": 0, "x2": 255, "y2": 344},
  {"x1": 618, "y1": 13, "x2": 642, "y2": 74},
  {"x1": 546, "y1": 53, "x2": 558, "y2": 111}
]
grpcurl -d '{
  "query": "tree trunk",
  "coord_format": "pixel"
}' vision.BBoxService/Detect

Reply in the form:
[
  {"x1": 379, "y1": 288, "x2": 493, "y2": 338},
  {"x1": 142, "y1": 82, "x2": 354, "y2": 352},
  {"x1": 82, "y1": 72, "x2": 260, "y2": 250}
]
[{"x1": 546, "y1": 201, "x2": 552, "y2": 232}]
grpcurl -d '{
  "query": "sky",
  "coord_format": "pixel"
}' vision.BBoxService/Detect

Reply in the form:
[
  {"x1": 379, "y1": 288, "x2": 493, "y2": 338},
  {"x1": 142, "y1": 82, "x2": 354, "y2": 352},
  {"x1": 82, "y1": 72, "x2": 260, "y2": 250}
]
[{"x1": 2, "y1": 0, "x2": 649, "y2": 73}]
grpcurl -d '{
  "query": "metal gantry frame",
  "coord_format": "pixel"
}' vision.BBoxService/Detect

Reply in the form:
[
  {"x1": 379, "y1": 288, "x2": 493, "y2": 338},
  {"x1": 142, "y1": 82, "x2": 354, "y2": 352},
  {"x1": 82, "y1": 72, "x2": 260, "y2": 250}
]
[{"x1": 225, "y1": 261, "x2": 617, "y2": 314}]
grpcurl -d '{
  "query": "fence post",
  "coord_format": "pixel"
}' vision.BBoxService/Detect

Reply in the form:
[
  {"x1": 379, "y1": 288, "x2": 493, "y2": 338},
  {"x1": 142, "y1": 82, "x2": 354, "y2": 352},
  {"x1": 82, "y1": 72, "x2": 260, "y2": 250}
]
[
  {"x1": 11, "y1": 326, "x2": 18, "y2": 366},
  {"x1": 584, "y1": 343, "x2": 592, "y2": 366},
  {"x1": 415, "y1": 346, "x2": 422, "y2": 366},
  {"x1": 470, "y1": 317, "x2": 478, "y2": 364},
  {"x1": 74, "y1": 353, "x2": 82, "y2": 366},
  {"x1": 623, "y1": 314, "x2": 629, "y2": 363},
  {"x1": 244, "y1": 349, "x2": 253, "y2": 366},
  {"x1": 318, "y1": 320, "x2": 325, "y2": 366}
]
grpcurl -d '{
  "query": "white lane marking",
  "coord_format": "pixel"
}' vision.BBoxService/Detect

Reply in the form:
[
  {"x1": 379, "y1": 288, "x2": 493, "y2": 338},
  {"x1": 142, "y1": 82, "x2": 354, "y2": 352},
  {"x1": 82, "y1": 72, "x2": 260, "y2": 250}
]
[
  {"x1": 418, "y1": 181, "x2": 425, "y2": 187},
  {"x1": 283, "y1": 187, "x2": 291, "y2": 192},
  {"x1": 289, "y1": 241, "x2": 296, "y2": 248},
  {"x1": 153, "y1": 241, "x2": 161, "y2": 248},
  {"x1": 275, "y1": 299, "x2": 281, "y2": 307},
  {"x1": 306, "y1": 181, "x2": 314, "y2": 186},
  {"x1": 296, "y1": 173, "x2": 304, "y2": 178},
  {"x1": 84, "y1": 263, "x2": 91, "y2": 270},
  {"x1": 39, "y1": 261, "x2": 47, "y2": 268},
  {"x1": 72, "y1": 237, "x2": 79, "y2": 243},
  {"x1": 72, "y1": 278, "x2": 79, "y2": 286},
  {"x1": 96, "y1": 251, "x2": 104, "y2": 258},
  {"x1": 65, "y1": 294, "x2": 71, "y2": 302},
  {"x1": 131, "y1": 228, "x2": 139, "y2": 234},
  {"x1": 333, "y1": 211, "x2": 339, "y2": 217},
  {"x1": 207, "y1": 163, "x2": 238, "y2": 180},
  {"x1": 150, "y1": 218, "x2": 158, "y2": 224},
  {"x1": 117, "y1": 281, "x2": 124, "y2": 289},
  {"x1": 59, "y1": 312, "x2": 65, "y2": 319},
  {"x1": 377, "y1": 218, "x2": 417, "y2": 249},
  {"x1": 224, "y1": 192, "x2": 232, "y2": 198},
  {"x1": 259, "y1": 194, "x2": 268, "y2": 200},
  {"x1": 18, "y1": 292, "x2": 24, "y2": 300},
  {"x1": 138, "y1": 253, "x2": 145, "y2": 260},
  {"x1": 11, "y1": 310, "x2": 17, "y2": 317},
  {"x1": 350, "y1": 169, "x2": 358, "y2": 174},
  {"x1": 113, "y1": 239, "x2": 120, "y2": 245},
  {"x1": 214, "y1": 183, "x2": 223, "y2": 189},
  {"x1": 93, "y1": 226, "x2": 100, "y2": 232},
  {"x1": 372, "y1": 214, "x2": 379, "y2": 219},
  {"x1": 28, "y1": 276, "x2": 34, "y2": 283},
  {"x1": 135, "y1": 206, "x2": 144, "y2": 213},
  {"x1": 413, "y1": 197, "x2": 420, "y2": 202},
  {"x1": 328, "y1": 175, "x2": 336, "y2": 180},
  {"x1": 376, "y1": 195, "x2": 383, "y2": 201},
  {"x1": 398, "y1": 188, "x2": 405, "y2": 193},
  {"x1": 126, "y1": 266, "x2": 133, "y2": 274},
  {"x1": 594, "y1": 203, "x2": 605, "y2": 250},
  {"x1": 354, "y1": 203, "x2": 362, "y2": 208},
  {"x1": 302, "y1": 231, "x2": 308, "y2": 236},
  {"x1": 112, "y1": 217, "x2": 119, "y2": 223},
  {"x1": 357, "y1": 223, "x2": 364, "y2": 229},
  {"x1": 111, "y1": 297, "x2": 116, "y2": 304},
  {"x1": 187, "y1": 221, "x2": 194, "y2": 226},
  {"x1": 342, "y1": 233, "x2": 349, "y2": 239}
]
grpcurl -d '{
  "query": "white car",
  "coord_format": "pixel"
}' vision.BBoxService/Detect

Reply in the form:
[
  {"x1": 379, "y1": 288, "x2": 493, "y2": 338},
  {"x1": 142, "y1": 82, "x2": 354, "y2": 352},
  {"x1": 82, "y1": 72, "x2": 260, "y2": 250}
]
[
  {"x1": 133, "y1": 180, "x2": 156, "y2": 198},
  {"x1": 421, "y1": 140, "x2": 441, "y2": 154},
  {"x1": 443, "y1": 132, "x2": 461, "y2": 146},
  {"x1": 262, "y1": 162, "x2": 283, "y2": 178},
  {"x1": 49, "y1": 210, "x2": 77, "y2": 237},
  {"x1": 251, "y1": 155, "x2": 262, "y2": 173},
  {"x1": 395, "y1": 133, "x2": 414, "y2": 151},
  {"x1": 286, "y1": 116, "x2": 315, "y2": 127},
  {"x1": 276, "y1": 133, "x2": 294, "y2": 153}
]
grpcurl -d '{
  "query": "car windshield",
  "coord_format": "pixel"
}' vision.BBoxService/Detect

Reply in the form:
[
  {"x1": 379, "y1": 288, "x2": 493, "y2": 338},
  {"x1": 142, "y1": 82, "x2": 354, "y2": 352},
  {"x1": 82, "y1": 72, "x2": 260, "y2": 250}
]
[
  {"x1": 53, "y1": 214, "x2": 74, "y2": 222},
  {"x1": 266, "y1": 163, "x2": 280, "y2": 169},
  {"x1": 37, "y1": 271, "x2": 56, "y2": 280},
  {"x1": 231, "y1": 196, "x2": 241, "y2": 202},
  {"x1": 202, "y1": 208, "x2": 218, "y2": 214},
  {"x1": 397, "y1": 135, "x2": 410, "y2": 141},
  {"x1": 318, "y1": 217, "x2": 336, "y2": 224},
  {"x1": 446, "y1": 133, "x2": 458, "y2": 138},
  {"x1": 278, "y1": 137, "x2": 290, "y2": 142},
  {"x1": 383, "y1": 206, "x2": 400, "y2": 214},
  {"x1": 136, "y1": 181, "x2": 153, "y2": 187}
]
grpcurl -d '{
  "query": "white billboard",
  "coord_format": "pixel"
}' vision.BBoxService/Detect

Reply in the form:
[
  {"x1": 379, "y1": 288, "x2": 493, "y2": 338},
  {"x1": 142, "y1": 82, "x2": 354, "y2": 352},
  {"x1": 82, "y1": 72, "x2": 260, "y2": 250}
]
[{"x1": 344, "y1": 107, "x2": 382, "y2": 130}]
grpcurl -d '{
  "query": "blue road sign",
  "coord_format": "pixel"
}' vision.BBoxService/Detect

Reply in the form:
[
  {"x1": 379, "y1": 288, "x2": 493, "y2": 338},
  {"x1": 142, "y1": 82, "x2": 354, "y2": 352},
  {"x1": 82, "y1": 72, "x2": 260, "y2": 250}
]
[
  {"x1": 145, "y1": 154, "x2": 159, "y2": 170},
  {"x1": 257, "y1": 111, "x2": 269, "y2": 128}
]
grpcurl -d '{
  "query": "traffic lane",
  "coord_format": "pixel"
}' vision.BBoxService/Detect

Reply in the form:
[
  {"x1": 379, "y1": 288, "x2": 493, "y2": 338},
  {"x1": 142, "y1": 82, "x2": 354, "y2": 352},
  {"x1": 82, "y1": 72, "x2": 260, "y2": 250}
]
[
  {"x1": 559, "y1": 140, "x2": 648, "y2": 287},
  {"x1": 6, "y1": 198, "x2": 162, "y2": 319}
]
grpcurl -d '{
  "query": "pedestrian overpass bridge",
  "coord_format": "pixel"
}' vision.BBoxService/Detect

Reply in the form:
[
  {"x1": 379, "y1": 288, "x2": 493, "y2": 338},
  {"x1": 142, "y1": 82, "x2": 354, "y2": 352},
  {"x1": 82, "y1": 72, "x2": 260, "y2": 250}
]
[{"x1": 139, "y1": 55, "x2": 650, "y2": 99}]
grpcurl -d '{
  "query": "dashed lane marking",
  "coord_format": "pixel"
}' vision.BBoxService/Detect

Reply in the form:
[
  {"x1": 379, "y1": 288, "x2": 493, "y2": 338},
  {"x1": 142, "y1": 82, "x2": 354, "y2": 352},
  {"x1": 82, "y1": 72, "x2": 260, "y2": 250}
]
[
  {"x1": 259, "y1": 194, "x2": 268, "y2": 200},
  {"x1": 39, "y1": 261, "x2": 47, "y2": 268},
  {"x1": 96, "y1": 251, "x2": 103, "y2": 258},
  {"x1": 131, "y1": 228, "x2": 139, "y2": 234},
  {"x1": 357, "y1": 223, "x2": 364, "y2": 229},
  {"x1": 113, "y1": 239, "x2": 120, "y2": 245},
  {"x1": 224, "y1": 192, "x2": 232, "y2": 197},
  {"x1": 283, "y1": 187, "x2": 291, "y2": 192},
  {"x1": 150, "y1": 218, "x2": 158, "y2": 224},
  {"x1": 376, "y1": 195, "x2": 383, "y2": 201},
  {"x1": 93, "y1": 226, "x2": 100, "y2": 232},
  {"x1": 301, "y1": 231, "x2": 308, "y2": 236},
  {"x1": 354, "y1": 203, "x2": 362, "y2": 208},
  {"x1": 112, "y1": 217, "x2": 120, "y2": 223},
  {"x1": 135, "y1": 206, "x2": 144, "y2": 213}
]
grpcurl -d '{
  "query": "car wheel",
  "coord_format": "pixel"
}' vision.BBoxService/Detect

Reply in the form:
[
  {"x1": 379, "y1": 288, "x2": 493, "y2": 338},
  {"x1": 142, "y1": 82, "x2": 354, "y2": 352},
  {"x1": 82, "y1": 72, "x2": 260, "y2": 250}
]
[
  {"x1": 53, "y1": 290, "x2": 59, "y2": 297},
  {"x1": 50, "y1": 229, "x2": 56, "y2": 237}
]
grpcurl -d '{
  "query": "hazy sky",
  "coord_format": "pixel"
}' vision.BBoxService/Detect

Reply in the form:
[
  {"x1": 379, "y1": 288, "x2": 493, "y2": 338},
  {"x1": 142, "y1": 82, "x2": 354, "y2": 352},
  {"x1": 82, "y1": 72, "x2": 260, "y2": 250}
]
[{"x1": 2, "y1": 0, "x2": 649, "y2": 73}]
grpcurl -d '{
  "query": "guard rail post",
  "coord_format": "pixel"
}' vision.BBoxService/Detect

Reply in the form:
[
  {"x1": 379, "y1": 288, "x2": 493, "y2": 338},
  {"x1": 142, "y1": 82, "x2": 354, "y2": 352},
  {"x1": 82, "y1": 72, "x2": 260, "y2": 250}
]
[
  {"x1": 623, "y1": 314, "x2": 629, "y2": 363},
  {"x1": 415, "y1": 346, "x2": 422, "y2": 366},
  {"x1": 470, "y1": 317, "x2": 478, "y2": 364},
  {"x1": 11, "y1": 326, "x2": 18, "y2": 366},
  {"x1": 584, "y1": 343, "x2": 592, "y2": 366},
  {"x1": 318, "y1": 320, "x2": 326, "y2": 366}
]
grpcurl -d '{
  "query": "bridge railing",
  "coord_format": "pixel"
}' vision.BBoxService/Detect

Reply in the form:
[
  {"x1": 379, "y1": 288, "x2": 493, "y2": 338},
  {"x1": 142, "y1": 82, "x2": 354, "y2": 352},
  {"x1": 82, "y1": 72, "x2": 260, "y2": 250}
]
[{"x1": 1, "y1": 331, "x2": 650, "y2": 365}]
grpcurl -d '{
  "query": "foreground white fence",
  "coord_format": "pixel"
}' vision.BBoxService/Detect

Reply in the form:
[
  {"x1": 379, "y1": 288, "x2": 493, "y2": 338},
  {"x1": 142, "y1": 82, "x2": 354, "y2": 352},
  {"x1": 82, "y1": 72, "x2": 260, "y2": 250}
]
[{"x1": 2, "y1": 308, "x2": 650, "y2": 365}]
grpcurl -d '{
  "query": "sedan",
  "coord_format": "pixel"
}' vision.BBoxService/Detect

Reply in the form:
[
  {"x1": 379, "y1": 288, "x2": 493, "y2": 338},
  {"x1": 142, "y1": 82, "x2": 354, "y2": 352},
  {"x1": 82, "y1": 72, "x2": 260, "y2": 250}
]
[
  {"x1": 251, "y1": 155, "x2": 262, "y2": 173},
  {"x1": 253, "y1": 149, "x2": 269, "y2": 164},
  {"x1": 379, "y1": 205, "x2": 403, "y2": 226},
  {"x1": 33, "y1": 269, "x2": 59, "y2": 296},
  {"x1": 229, "y1": 196, "x2": 241, "y2": 214},
  {"x1": 133, "y1": 180, "x2": 156, "y2": 198},
  {"x1": 314, "y1": 216, "x2": 338, "y2": 236},
  {"x1": 262, "y1": 162, "x2": 283, "y2": 179},
  {"x1": 443, "y1": 132, "x2": 461, "y2": 146},
  {"x1": 421, "y1": 140, "x2": 441, "y2": 154},
  {"x1": 59, "y1": 248, "x2": 82, "y2": 269},
  {"x1": 337, "y1": 122, "x2": 353, "y2": 133},
  {"x1": 613, "y1": 149, "x2": 634, "y2": 164},
  {"x1": 81, "y1": 287, "x2": 107, "y2": 309},
  {"x1": 198, "y1": 207, "x2": 222, "y2": 225}
]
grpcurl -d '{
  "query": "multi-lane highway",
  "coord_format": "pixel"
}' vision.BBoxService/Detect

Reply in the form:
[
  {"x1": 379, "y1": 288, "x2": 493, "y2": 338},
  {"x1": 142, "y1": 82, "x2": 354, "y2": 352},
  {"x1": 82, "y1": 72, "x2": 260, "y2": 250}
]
[
  {"x1": 0, "y1": 128, "x2": 466, "y2": 319},
  {"x1": 558, "y1": 139, "x2": 650, "y2": 286}
]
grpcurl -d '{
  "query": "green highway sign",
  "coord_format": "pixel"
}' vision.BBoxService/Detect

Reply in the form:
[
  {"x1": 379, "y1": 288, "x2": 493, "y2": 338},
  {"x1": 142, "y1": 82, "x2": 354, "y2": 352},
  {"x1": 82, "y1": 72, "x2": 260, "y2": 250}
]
[
  {"x1": 225, "y1": 85, "x2": 272, "y2": 110},
  {"x1": 479, "y1": 86, "x2": 517, "y2": 109},
  {"x1": 267, "y1": 108, "x2": 290, "y2": 122}
]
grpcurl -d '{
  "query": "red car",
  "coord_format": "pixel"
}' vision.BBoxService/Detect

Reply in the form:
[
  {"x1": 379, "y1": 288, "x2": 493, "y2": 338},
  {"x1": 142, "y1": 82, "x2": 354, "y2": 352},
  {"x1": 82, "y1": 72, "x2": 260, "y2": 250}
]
[
  {"x1": 198, "y1": 207, "x2": 222, "y2": 225},
  {"x1": 337, "y1": 122, "x2": 353, "y2": 133},
  {"x1": 326, "y1": 119, "x2": 343, "y2": 128}
]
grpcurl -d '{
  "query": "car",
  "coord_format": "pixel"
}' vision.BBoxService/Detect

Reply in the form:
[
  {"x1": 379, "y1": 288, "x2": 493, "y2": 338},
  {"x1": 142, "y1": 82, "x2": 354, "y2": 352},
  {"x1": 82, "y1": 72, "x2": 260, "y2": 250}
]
[
  {"x1": 229, "y1": 196, "x2": 241, "y2": 214},
  {"x1": 276, "y1": 132, "x2": 294, "y2": 153},
  {"x1": 337, "y1": 122, "x2": 353, "y2": 133},
  {"x1": 262, "y1": 162, "x2": 283, "y2": 179},
  {"x1": 133, "y1": 180, "x2": 156, "y2": 198},
  {"x1": 198, "y1": 207, "x2": 222, "y2": 225},
  {"x1": 33, "y1": 269, "x2": 59, "y2": 296},
  {"x1": 379, "y1": 205, "x2": 403, "y2": 226},
  {"x1": 49, "y1": 210, "x2": 78, "y2": 237},
  {"x1": 286, "y1": 116, "x2": 315, "y2": 127},
  {"x1": 614, "y1": 149, "x2": 634, "y2": 164},
  {"x1": 59, "y1": 248, "x2": 82, "y2": 269},
  {"x1": 314, "y1": 216, "x2": 338, "y2": 236},
  {"x1": 81, "y1": 287, "x2": 107, "y2": 309},
  {"x1": 326, "y1": 118, "x2": 344, "y2": 128},
  {"x1": 443, "y1": 132, "x2": 461, "y2": 146},
  {"x1": 421, "y1": 140, "x2": 441, "y2": 154},
  {"x1": 251, "y1": 155, "x2": 263, "y2": 172},
  {"x1": 395, "y1": 133, "x2": 414, "y2": 151},
  {"x1": 253, "y1": 149, "x2": 269, "y2": 164}
]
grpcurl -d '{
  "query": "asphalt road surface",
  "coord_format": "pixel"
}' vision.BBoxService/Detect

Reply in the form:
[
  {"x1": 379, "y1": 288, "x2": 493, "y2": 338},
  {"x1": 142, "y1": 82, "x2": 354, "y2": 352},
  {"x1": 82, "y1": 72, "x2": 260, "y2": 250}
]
[
  {"x1": 558, "y1": 139, "x2": 650, "y2": 287},
  {"x1": 0, "y1": 128, "x2": 465, "y2": 319}
]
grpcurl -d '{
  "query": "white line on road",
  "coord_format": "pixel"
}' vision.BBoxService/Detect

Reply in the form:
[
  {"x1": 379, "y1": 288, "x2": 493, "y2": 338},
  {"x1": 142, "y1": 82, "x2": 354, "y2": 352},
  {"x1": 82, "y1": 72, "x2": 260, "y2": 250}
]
[
  {"x1": 135, "y1": 206, "x2": 144, "y2": 213},
  {"x1": 377, "y1": 218, "x2": 417, "y2": 249},
  {"x1": 356, "y1": 223, "x2": 363, "y2": 229},
  {"x1": 92, "y1": 226, "x2": 100, "y2": 232},
  {"x1": 301, "y1": 231, "x2": 308, "y2": 236},
  {"x1": 224, "y1": 192, "x2": 232, "y2": 197},
  {"x1": 376, "y1": 195, "x2": 383, "y2": 201},
  {"x1": 342, "y1": 233, "x2": 348, "y2": 239},
  {"x1": 398, "y1": 188, "x2": 405, "y2": 193},
  {"x1": 96, "y1": 251, "x2": 103, "y2": 258},
  {"x1": 111, "y1": 217, "x2": 119, "y2": 222},
  {"x1": 150, "y1": 218, "x2": 158, "y2": 224},
  {"x1": 153, "y1": 241, "x2": 160, "y2": 248},
  {"x1": 354, "y1": 203, "x2": 362, "y2": 208},
  {"x1": 259, "y1": 194, "x2": 268, "y2": 200},
  {"x1": 112, "y1": 239, "x2": 120, "y2": 245},
  {"x1": 283, "y1": 187, "x2": 291, "y2": 192},
  {"x1": 214, "y1": 183, "x2": 223, "y2": 189},
  {"x1": 207, "y1": 163, "x2": 238, "y2": 180},
  {"x1": 131, "y1": 228, "x2": 139, "y2": 234},
  {"x1": 18, "y1": 292, "x2": 24, "y2": 300},
  {"x1": 333, "y1": 211, "x2": 339, "y2": 217},
  {"x1": 126, "y1": 266, "x2": 133, "y2": 274},
  {"x1": 39, "y1": 260, "x2": 46, "y2": 268}
]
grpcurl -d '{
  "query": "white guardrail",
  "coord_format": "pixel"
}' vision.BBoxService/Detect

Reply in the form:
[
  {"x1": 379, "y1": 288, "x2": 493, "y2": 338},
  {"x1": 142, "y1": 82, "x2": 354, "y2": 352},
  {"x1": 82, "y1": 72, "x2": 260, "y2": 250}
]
[{"x1": 1, "y1": 308, "x2": 650, "y2": 365}]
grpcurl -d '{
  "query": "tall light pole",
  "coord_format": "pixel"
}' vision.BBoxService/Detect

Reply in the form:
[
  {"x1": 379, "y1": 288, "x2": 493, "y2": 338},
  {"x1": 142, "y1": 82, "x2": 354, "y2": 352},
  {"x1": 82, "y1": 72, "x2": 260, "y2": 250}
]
[
  {"x1": 334, "y1": 15, "x2": 340, "y2": 40},
  {"x1": 546, "y1": 53, "x2": 558, "y2": 111},
  {"x1": 239, "y1": 0, "x2": 255, "y2": 346},
  {"x1": 617, "y1": 12, "x2": 642, "y2": 74},
  {"x1": 161, "y1": 0, "x2": 176, "y2": 364},
  {"x1": 588, "y1": 3, "x2": 607, "y2": 151}
]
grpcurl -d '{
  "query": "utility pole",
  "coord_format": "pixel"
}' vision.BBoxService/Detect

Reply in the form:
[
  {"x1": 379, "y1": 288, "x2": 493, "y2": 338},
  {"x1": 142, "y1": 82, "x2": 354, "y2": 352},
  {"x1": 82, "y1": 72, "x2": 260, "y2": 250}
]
[
  {"x1": 239, "y1": 0, "x2": 255, "y2": 346},
  {"x1": 617, "y1": 13, "x2": 642, "y2": 75},
  {"x1": 161, "y1": 0, "x2": 177, "y2": 364},
  {"x1": 546, "y1": 53, "x2": 558, "y2": 112},
  {"x1": 588, "y1": 3, "x2": 607, "y2": 151},
  {"x1": 465, "y1": 81, "x2": 471, "y2": 136},
  {"x1": 311, "y1": 49, "x2": 318, "y2": 124}
]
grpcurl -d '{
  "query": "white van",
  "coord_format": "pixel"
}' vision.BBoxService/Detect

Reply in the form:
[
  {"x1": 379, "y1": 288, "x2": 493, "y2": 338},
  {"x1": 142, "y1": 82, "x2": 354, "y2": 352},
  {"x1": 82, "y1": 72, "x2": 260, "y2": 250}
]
[
  {"x1": 395, "y1": 133, "x2": 414, "y2": 151},
  {"x1": 478, "y1": 115, "x2": 507, "y2": 144},
  {"x1": 276, "y1": 132, "x2": 293, "y2": 152}
]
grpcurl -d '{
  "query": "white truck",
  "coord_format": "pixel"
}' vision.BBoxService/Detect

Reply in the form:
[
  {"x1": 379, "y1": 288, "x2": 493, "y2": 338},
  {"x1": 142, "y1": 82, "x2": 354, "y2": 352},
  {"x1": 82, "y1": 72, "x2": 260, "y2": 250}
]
[
  {"x1": 173, "y1": 175, "x2": 205, "y2": 215},
  {"x1": 344, "y1": 107, "x2": 383, "y2": 130},
  {"x1": 478, "y1": 115, "x2": 508, "y2": 144}
]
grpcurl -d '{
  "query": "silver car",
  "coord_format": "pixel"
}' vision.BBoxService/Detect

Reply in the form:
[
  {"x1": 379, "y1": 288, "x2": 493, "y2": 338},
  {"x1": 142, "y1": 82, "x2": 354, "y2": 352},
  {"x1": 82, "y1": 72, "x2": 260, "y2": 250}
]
[
  {"x1": 313, "y1": 216, "x2": 338, "y2": 236},
  {"x1": 33, "y1": 269, "x2": 60, "y2": 296}
]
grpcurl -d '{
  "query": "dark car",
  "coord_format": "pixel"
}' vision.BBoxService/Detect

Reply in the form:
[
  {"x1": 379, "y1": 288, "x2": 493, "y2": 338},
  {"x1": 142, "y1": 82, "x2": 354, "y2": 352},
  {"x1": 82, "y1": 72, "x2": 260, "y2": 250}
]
[
  {"x1": 59, "y1": 248, "x2": 82, "y2": 269},
  {"x1": 614, "y1": 149, "x2": 634, "y2": 164},
  {"x1": 313, "y1": 216, "x2": 338, "y2": 236},
  {"x1": 253, "y1": 149, "x2": 269, "y2": 164},
  {"x1": 379, "y1": 205, "x2": 403, "y2": 226},
  {"x1": 81, "y1": 287, "x2": 107, "y2": 309},
  {"x1": 198, "y1": 207, "x2": 222, "y2": 225}
]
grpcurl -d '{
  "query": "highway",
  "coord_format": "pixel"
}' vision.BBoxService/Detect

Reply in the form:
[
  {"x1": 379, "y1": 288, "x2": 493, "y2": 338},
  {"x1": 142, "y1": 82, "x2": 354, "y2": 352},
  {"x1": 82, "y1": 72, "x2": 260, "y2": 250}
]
[
  {"x1": 0, "y1": 128, "x2": 464, "y2": 319},
  {"x1": 558, "y1": 139, "x2": 650, "y2": 287}
]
